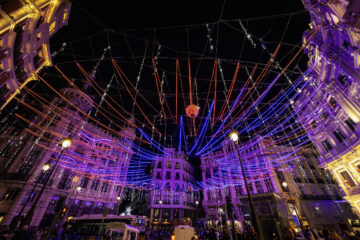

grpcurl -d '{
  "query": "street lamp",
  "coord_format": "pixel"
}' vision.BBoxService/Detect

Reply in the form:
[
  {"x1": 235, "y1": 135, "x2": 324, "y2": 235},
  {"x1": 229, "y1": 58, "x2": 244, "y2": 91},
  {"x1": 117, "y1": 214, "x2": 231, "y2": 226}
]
[
  {"x1": 282, "y1": 181, "x2": 304, "y2": 232},
  {"x1": 42, "y1": 162, "x2": 51, "y2": 172},
  {"x1": 22, "y1": 137, "x2": 72, "y2": 227},
  {"x1": 229, "y1": 130, "x2": 264, "y2": 240}
]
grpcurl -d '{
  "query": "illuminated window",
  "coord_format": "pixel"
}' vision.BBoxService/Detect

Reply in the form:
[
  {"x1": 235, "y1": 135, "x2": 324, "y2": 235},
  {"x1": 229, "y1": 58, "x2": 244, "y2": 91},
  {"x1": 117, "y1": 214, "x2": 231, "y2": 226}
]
[
  {"x1": 49, "y1": 21, "x2": 56, "y2": 34},
  {"x1": 167, "y1": 161, "x2": 172, "y2": 169},
  {"x1": 339, "y1": 170, "x2": 356, "y2": 188},
  {"x1": 329, "y1": 97, "x2": 338, "y2": 108},
  {"x1": 175, "y1": 162, "x2": 180, "y2": 169},
  {"x1": 63, "y1": 9, "x2": 69, "y2": 23}
]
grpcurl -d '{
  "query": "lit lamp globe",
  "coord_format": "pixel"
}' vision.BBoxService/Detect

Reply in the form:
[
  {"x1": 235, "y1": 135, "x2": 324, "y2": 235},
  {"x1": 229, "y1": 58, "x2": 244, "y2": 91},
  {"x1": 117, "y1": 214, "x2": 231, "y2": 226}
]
[
  {"x1": 116, "y1": 196, "x2": 121, "y2": 201},
  {"x1": 61, "y1": 138, "x2": 72, "y2": 149},
  {"x1": 42, "y1": 162, "x2": 51, "y2": 171},
  {"x1": 72, "y1": 176, "x2": 80, "y2": 183},
  {"x1": 186, "y1": 104, "x2": 199, "y2": 118},
  {"x1": 282, "y1": 182, "x2": 288, "y2": 188},
  {"x1": 229, "y1": 129, "x2": 239, "y2": 143},
  {"x1": 76, "y1": 186, "x2": 82, "y2": 192}
]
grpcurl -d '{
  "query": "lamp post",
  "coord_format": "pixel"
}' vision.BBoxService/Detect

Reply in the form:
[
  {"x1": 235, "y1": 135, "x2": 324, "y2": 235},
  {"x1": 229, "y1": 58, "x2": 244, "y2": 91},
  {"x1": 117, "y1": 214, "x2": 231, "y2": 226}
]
[
  {"x1": 229, "y1": 130, "x2": 264, "y2": 240},
  {"x1": 282, "y1": 181, "x2": 304, "y2": 232},
  {"x1": 22, "y1": 137, "x2": 72, "y2": 227},
  {"x1": 116, "y1": 196, "x2": 121, "y2": 215}
]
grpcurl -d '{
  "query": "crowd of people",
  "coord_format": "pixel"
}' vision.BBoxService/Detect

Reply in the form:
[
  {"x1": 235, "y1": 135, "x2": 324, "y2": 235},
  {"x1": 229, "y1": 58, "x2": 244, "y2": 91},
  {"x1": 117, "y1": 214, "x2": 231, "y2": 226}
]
[{"x1": 1, "y1": 223, "x2": 360, "y2": 240}]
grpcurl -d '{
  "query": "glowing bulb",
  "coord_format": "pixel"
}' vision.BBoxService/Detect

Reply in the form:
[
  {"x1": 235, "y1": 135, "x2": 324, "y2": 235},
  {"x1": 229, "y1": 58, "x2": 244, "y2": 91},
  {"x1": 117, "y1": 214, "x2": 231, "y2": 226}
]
[
  {"x1": 159, "y1": 200, "x2": 163, "y2": 204},
  {"x1": 42, "y1": 162, "x2": 51, "y2": 171},
  {"x1": 117, "y1": 196, "x2": 121, "y2": 201},
  {"x1": 282, "y1": 182, "x2": 288, "y2": 188},
  {"x1": 76, "y1": 186, "x2": 81, "y2": 191},
  {"x1": 229, "y1": 130, "x2": 239, "y2": 143},
  {"x1": 61, "y1": 138, "x2": 72, "y2": 149}
]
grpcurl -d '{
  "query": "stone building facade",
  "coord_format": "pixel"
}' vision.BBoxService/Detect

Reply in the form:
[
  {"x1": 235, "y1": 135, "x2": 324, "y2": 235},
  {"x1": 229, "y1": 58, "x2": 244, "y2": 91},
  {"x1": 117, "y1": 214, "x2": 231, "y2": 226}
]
[
  {"x1": 149, "y1": 148, "x2": 200, "y2": 229},
  {"x1": 0, "y1": 83, "x2": 135, "y2": 228},
  {"x1": 294, "y1": 0, "x2": 360, "y2": 218},
  {"x1": 0, "y1": 0, "x2": 71, "y2": 109},
  {"x1": 201, "y1": 137, "x2": 356, "y2": 235}
]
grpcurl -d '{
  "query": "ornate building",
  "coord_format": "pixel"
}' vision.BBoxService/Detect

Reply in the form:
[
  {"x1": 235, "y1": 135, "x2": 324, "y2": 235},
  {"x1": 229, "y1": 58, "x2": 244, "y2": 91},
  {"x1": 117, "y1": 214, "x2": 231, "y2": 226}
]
[
  {"x1": 201, "y1": 137, "x2": 356, "y2": 236},
  {"x1": 149, "y1": 148, "x2": 200, "y2": 229},
  {"x1": 294, "y1": 0, "x2": 360, "y2": 217},
  {"x1": 0, "y1": 0, "x2": 71, "y2": 110},
  {"x1": 0, "y1": 81, "x2": 135, "y2": 228}
]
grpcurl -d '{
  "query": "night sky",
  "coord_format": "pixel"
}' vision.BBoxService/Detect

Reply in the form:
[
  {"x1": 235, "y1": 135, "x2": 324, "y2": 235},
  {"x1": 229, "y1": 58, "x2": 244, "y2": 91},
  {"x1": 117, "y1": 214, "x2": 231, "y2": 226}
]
[{"x1": 0, "y1": 0, "x2": 313, "y2": 182}]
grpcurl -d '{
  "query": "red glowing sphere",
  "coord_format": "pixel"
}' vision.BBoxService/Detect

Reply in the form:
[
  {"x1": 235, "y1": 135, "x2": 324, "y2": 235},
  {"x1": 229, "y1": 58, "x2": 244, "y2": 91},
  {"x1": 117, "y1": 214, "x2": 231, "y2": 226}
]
[{"x1": 186, "y1": 104, "x2": 199, "y2": 118}]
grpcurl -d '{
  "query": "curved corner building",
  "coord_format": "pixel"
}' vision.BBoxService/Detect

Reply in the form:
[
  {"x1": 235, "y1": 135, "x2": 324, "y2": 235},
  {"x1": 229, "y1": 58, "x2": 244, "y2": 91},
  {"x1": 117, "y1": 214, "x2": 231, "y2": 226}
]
[
  {"x1": 0, "y1": 0, "x2": 71, "y2": 110},
  {"x1": 296, "y1": 0, "x2": 360, "y2": 219}
]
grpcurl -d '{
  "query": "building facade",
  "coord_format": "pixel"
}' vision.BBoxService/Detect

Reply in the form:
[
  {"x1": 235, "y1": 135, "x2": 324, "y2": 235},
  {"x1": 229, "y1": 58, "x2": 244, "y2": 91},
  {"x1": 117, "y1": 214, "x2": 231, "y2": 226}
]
[
  {"x1": 149, "y1": 148, "x2": 200, "y2": 229},
  {"x1": 201, "y1": 137, "x2": 356, "y2": 236},
  {"x1": 294, "y1": 0, "x2": 360, "y2": 218},
  {"x1": 0, "y1": 0, "x2": 71, "y2": 109},
  {"x1": 0, "y1": 83, "x2": 135, "y2": 228}
]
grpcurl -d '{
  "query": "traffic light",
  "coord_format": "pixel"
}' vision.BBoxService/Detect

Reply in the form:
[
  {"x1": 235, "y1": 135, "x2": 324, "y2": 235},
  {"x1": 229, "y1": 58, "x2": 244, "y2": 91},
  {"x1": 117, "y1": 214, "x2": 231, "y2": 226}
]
[
  {"x1": 60, "y1": 207, "x2": 67, "y2": 218},
  {"x1": 62, "y1": 207, "x2": 67, "y2": 213}
]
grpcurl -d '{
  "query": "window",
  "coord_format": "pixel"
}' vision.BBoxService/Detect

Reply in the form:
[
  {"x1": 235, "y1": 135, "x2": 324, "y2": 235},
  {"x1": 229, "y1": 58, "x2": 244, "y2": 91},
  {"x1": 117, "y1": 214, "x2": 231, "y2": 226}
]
[
  {"x1": 321, "y1": 140, "x2": 333, "y2": 152},
  {"x1": 235, "y1": 186, "x2": 242, "y2": 196},
  {"x1": 333, "y1": 129, "x2": 345, "y2": 143},
  {"x1": 91, "y1": 180, "x2": 99, "y2": 190},
  {"x1": 101, "y1": 182, "x2": 109, "y2": 192},
  {"x1": 329, "y1": 97, "x2": 337, "y2": 108},
  {"x1": 165, "y1": 171, "x2": 171, "y2": 180},
  {"x1": 175, "y1": 172, "x2": 180, "y2": 180},
  {"x1": 345, "y1": 118, "x2": 356, "y2": 132},
  {"x1": 175, "y1": 162, "x2": 180, "y2": 169},
  {"x1": 255, "y1": 180, "x2": 264, "y2": 193},
  {"x1": 167, "y1": 161, "x2": 172, "y2": 169},
  {"x1": 321, "y1": 112, "x2": 328, "y2": 120},
  {"x1": 215, "y1": 189, "x2": 222, "y2": 200},
  {"x1": 339, "y1": 170, "x2": 356, "y2": 187},
  {"x1": 264, "y1": 178, "x2": 274, "y2": 192},
  {"x1": 156, "y1": 172, "x2": 161, "y2": 179},
  {"x1": 207, "y1": 191, "x2": 213, "y2": 201},
  {"x1": 174, "y1": 195, "x2": 180, "y2": 204},
  {"x1": 2, "y1": 189, "x2": 19, "y2": 201},
  {"x1": 248, "y1": 183, "x2": 254, "y2": 194},
  {"x1": 80, "y1": 177, "x2": 89, "y2": 188},
  {"x1": 338, "y1": 73, "x2": 348, "y2": 85},
  {"x1": 157, "y1": 161, "x2": 162, "y2": 168}
]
